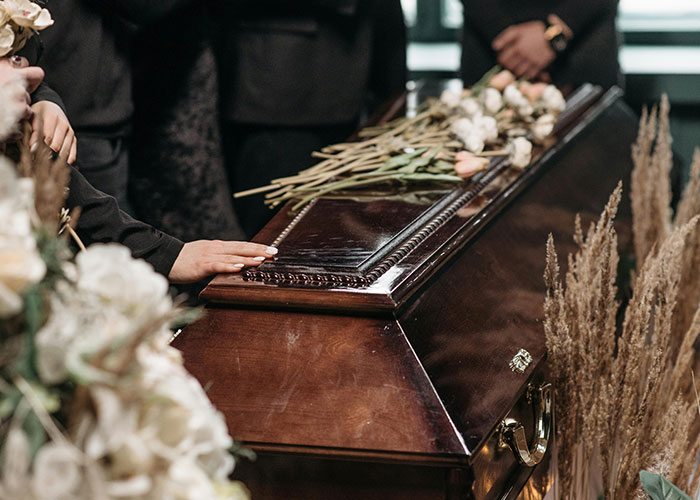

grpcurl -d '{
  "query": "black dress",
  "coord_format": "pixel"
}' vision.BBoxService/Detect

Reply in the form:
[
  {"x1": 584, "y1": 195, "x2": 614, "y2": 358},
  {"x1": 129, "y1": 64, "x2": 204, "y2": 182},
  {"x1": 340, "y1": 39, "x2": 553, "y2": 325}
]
[{"x1": 129, "y1": 3, "x2": 244, "y2": 242}]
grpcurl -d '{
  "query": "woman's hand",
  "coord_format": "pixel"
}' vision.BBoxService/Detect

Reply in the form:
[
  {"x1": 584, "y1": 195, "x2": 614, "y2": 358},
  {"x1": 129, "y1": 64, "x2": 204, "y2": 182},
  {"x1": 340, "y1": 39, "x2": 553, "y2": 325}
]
[
  {"x1": 30, "y1": 100, "x2": 77, "y2": 163},
  {"x1": 168, "y1": 240, "x2": 278, "y2": 284}
]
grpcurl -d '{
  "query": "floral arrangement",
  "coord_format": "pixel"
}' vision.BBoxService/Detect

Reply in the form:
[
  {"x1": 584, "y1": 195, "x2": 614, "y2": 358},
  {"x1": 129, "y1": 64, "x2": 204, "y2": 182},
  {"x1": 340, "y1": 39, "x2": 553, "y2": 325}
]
[
  {"x1": 543, "y1": 96, "x2": 700, "y2": 499},
  {"x1": 0, "y1": 137, "x2": 248, "y2": 498},
  {"x1": 0, "y1": 0, "x2": 53, "y2": 57},
  {"x1": 234, "y1": 66, "x2": 566, "y2": 211}
]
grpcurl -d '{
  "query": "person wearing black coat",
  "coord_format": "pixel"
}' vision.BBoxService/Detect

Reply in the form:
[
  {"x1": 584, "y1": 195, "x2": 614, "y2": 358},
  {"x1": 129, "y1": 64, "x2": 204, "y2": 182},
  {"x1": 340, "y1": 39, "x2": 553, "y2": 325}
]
[
  {"x1": 212, "y1": 0, "x2": 407, "y2": 238},
  {"x1": 460, "y1": 0, "x2": 621, "y2": 90}
]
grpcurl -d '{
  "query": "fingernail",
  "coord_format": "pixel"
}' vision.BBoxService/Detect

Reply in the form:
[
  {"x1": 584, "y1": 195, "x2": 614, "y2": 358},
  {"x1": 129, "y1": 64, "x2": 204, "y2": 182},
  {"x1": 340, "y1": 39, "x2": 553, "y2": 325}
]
[
  {"x1": 265, "y1": 246, "x2": 278, "y2": 255},
  {"x1": 233, "y1": 263, "x2": 244, "y2": 268},
  {"x1": 253, "y1": 256, "x2": 266, "y2": 262},
  {"x1": 30, "y1": 142, "x2": 38, "y2": 153}
]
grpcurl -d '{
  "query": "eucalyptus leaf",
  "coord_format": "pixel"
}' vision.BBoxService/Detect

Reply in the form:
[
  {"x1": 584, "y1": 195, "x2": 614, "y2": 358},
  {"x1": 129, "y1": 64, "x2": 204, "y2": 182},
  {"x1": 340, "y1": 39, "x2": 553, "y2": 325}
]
[
  {"x1": 379, "y1": 148, "x2": 427, "y2": 171},
  {"x1": 640, "y1": 470, "x2": 692, "y2": 500}
]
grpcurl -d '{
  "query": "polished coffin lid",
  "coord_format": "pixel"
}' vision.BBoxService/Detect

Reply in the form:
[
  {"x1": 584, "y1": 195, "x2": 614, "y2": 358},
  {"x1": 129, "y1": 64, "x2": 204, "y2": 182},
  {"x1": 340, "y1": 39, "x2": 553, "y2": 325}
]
[{"x1": 176, "y1": 86, "x2": 637, "y2": 469}]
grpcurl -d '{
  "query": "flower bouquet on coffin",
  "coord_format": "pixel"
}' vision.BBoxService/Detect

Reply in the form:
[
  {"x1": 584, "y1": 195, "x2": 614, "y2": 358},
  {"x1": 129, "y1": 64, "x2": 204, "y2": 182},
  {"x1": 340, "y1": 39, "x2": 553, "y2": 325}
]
[
  {"x1": 234, "y1": 66, "x2": 567, "y2": 210},
  {"x1": 0, "y1": 144, "x2": 249, "y2": 497}
]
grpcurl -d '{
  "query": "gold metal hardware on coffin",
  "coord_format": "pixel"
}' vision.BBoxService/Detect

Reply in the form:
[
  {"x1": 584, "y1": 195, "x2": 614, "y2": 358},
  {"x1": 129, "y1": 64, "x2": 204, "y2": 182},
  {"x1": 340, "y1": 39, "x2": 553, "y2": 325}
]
[{"x1": 498, "y1": 383, "x2": 553, "y2": 467}]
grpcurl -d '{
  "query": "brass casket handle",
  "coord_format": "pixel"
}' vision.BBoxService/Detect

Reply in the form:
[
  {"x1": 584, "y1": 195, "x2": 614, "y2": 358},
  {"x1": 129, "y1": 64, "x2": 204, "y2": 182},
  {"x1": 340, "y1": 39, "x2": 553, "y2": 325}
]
[{"x1": 499, "y1": 383, "x2": 553, "y2": 467}]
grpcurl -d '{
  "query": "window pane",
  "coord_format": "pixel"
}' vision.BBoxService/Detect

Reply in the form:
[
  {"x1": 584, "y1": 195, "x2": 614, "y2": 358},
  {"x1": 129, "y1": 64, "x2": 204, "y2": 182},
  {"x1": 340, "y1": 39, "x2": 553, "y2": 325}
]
[
  {"x1": 401, "y1": 0, "x2": 417, "y2": 27},
  {"x1": 620, "y1": 0, "x2": 700, "y2": 15},
  {"x1": 442, "y1": 0, "x2": 463, "y2": 28}
]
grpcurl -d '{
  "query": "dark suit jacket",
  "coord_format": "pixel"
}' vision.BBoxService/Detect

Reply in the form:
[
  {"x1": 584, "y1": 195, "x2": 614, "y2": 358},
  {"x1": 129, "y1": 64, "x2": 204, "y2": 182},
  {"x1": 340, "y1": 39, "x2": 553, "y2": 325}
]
[
  {"x1": 460, "y1": 0, "x2": 620, "y2": 89},
  {"x1": 213, "y1": 0, "x2": 407, "y2": 126}
]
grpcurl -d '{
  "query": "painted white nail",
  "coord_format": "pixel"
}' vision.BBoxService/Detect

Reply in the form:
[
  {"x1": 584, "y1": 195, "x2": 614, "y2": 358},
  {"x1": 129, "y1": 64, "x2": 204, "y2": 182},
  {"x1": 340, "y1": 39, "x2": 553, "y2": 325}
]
[
  {"x1": 265, "y1": 246, "x2": 278, "y2": 255},
  {"x1": 30, "y1": 142, "x2": 38, "y2": 153},
  {"x1": 233, "y1": 263, "x2": 244, "y2": 268},
  {"x1": 253, "y1": 256, "x2": 266, "y2": 262}
]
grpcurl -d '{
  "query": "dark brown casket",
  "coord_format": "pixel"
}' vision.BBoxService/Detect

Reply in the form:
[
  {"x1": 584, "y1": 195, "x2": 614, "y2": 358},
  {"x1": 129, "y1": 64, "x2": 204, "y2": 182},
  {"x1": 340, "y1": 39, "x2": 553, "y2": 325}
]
[{"x1": 173, "y1": 86, "x2": 637, "y2": 499}]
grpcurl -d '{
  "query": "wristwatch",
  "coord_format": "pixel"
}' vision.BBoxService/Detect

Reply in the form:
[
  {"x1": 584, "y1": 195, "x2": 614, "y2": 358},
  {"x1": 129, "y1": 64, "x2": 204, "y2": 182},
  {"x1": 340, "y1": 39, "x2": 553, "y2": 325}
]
[{"x1": 544, "y1": 24, "x2": 569, "y2": 54}]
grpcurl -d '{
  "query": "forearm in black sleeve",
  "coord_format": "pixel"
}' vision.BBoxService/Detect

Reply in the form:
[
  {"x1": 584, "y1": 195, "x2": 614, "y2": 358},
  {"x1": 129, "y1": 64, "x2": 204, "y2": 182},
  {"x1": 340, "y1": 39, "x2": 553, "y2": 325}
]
[
  {"x1": 553, "y1": 0, "x2": 618, "y2": 39},
  {"x1": 461, "y1": 1, "x2": 517, "y2": 43},
  {"x1": 368, "y1": 0, "x2": 407, "y2": 103},
  {"x1": 67, "y1": 167, "x2": 184, "y2": 277},
  {"x1": 31, "y1": 81, "x2": 67, "y2": 114}
]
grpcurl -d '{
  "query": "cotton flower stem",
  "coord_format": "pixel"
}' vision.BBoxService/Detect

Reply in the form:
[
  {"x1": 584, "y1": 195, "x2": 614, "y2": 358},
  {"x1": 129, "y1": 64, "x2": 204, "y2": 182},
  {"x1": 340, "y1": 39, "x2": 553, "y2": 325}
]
[{"x1": 477, "y1": 149, "x2": 509, "y2": 157}]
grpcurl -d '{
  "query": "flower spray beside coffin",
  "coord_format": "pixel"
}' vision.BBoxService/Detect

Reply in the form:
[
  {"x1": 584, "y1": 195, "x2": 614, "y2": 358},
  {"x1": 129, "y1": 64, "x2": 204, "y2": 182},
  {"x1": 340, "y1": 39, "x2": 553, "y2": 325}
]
[{"x1": 0, "y1": 143, "x2": 249, "y2": 497}]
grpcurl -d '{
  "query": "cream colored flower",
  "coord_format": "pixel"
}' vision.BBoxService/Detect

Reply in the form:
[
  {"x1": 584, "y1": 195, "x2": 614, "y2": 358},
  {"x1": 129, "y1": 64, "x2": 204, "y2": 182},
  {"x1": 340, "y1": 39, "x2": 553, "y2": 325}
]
[
  {"x1": 0, "y1": 71, "x2": 26, "y2": 140},
  {"x1": 0, "y1": 23, "x2": 15, "y2": 57},
  {"x1": 0, "y1": 427, "x2": 31, "y2": 497},
  {"x1": 532, "y1": 113, "x2": 556, "y2": 143},
  {"x1": 473, "y1": 115, "x2": 498, "y2": 143},
  {"x1": 458, "y1": 97, "x2": 481, "y2": 118},
  {"x1": 439, "y1": 89, "x2": 460, "y2": 108},
  {"x1": 2, "y1": 0, "x2": 52, "y2": 29},
  {"x1": 542, "y1": 85, "x2": 566, "y2": 113},
  {"x1": 503, "y1": 84, "x2": 528, "y2": 109},
  {"x1": 0, "y1": 158, "x2": 46, "y2": 318},
  {"x1": 31, "y1": 443, "x2": 81, "y2": 500},
  {"x1": 480, "y1": 87, "x2": 502, "y2": 115},
  {"x1": 508, "y1": 137, "x2": 533, "y2": 170}
]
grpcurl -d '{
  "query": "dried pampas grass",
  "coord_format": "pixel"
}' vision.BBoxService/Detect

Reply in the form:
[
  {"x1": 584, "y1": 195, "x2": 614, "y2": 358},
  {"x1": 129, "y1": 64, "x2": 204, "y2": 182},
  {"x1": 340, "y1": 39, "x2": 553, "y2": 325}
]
[{"x1": 545, "y1": 183, "x2": 700, "y2": 499}]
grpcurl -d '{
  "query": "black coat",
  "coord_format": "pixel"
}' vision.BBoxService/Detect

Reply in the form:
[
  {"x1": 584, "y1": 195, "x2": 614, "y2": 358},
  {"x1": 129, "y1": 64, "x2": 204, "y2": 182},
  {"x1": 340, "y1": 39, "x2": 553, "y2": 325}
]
[
  {"x1": 212, "y1": 0, "x2": 407, "y2": 126},
  {"x1": 68, "y1": 167, "x2": 183, "y2": 276},
  {"x1": 460, "y1": 0, "x2": 621, "y2": 89}
]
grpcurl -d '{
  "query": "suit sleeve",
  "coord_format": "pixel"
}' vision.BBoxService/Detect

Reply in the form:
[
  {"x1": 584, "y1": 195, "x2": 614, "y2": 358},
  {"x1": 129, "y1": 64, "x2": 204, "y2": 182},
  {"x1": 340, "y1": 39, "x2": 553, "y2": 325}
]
[
  {"x1": 67, "y1": 167, "x2": 184, "y2": 277},
  {"x1": 461, "y1": 1, "x2": 517, "y2": 43},
  {"x1": 368, "y1": 0, "x2": 407, "y2": 103},
  {"x1": 552, "y1": 0, "x2": 618, "y2": 39}
]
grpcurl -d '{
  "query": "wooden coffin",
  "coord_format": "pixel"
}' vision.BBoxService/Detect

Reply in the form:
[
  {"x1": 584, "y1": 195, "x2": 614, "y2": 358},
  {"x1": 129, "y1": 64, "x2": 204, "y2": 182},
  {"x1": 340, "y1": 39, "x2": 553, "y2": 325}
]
[{"x1": 173, "y1": 86, "x2": 637, "y2": 499}]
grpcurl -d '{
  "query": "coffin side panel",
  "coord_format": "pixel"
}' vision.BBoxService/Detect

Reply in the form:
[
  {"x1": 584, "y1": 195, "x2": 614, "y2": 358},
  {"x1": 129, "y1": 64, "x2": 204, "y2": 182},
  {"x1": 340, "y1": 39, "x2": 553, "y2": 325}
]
[{"x1": 174, "y1": 308, "x2": 466, "y2": 459}]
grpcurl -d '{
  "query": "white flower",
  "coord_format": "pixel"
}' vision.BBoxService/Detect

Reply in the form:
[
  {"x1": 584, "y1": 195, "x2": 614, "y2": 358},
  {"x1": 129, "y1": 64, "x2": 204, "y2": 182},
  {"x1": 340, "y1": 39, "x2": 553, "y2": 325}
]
[
  {"x1": 508, "y1": 137, "x2": 533, "y2": 170},
  {"x1": 450, "y1": 117, "x2": 472, "y2": 141},
  {"x1": 439, "y1": 89, "x2": 461, "y2": 108},
  {"x1": 458, "y1": 97, "x2": 481, "y2": 118},
  {"x1": 451, "y1": 118, "x2": 485, "y2": 153},
  {"x1": 503, "y1": 84, "x2": 527, "y2": 108},
  {"x1": 0, "y1": 427, "x2": 31, "y2": 497},
  {"x1": 0, "y1": 23, "x2": 15, "y2": 57},
  {"x1": 542, "y1": 85, "x2": 566, "y2": 113},
  {"x1": 0, "y1": 158, "x2": 46, "y2": 318},
  {"x1": 532, "y1": 113, "x2": 556, "y2": 142},
  {"x1": 479, "y1": 87, "x2": 502, "y2": 115},
  {"x1": 2, "y1": 0, "x2": 53, "y2": 29},
  {"x1": 0, "y1": 75, "x2": 26, "y2": 140},
  {"x1": 473, "y1": 115, "x2": 498, "y2": 143},
  {"x1": 31, "y1": 443, "x2": 81, "y2": 500}
]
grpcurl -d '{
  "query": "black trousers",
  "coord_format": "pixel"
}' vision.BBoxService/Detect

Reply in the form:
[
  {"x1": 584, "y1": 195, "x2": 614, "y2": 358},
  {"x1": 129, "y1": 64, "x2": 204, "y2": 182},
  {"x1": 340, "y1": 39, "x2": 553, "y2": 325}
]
[{"x1": 223, "y1": 121, "x2": 357, "y2": 239}]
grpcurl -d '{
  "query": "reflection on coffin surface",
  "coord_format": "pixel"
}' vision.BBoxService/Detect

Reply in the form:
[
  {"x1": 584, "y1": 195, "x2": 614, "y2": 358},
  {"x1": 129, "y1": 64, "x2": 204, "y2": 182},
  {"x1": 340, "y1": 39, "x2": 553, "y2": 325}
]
[{"x1": 173, "y1": 85, "x2": 636, "y2": 499}]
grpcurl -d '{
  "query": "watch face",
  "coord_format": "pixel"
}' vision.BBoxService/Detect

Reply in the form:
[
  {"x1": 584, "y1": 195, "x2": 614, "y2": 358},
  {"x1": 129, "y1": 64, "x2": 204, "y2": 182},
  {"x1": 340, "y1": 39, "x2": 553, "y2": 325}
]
[{"x1": 551, "y1": 33, "x2": 568, "y2": 53}]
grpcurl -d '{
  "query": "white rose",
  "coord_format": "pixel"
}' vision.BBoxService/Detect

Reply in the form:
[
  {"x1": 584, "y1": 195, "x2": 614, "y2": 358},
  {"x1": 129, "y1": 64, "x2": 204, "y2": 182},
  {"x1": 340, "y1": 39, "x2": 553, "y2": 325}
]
[
  {"x1": 1, "y1": 427, "x2": 31, "y2": 496},
  {"x1": 32, "y1": 7, "x2": 52, "y2": 29},
  {"x1": 542, "y1": 85, "x2": 566, "y2": 113},
  {"x1": 214, "y1": 481, "x2": 251, "y2": 500},
  {"x1": 473, "y1": 115, "x2": 498, "y2": 143},
  {"x1": 2, "y1": 0, "x2": 49, "y2": 28},
  {"x1": 109, "y1": 434, "x2": 155, "y2": 479},
  {"x1": 479, "y1": 87, "x2": 502, "y2": 115},
  {"x1": 439, "y1": 89, "x2": 461, "y2": 108},
  {"x1": 463, "y1": 132, "x2": 485, "y2": 154},
  {"x1": 508, "y1": 137, "x2": 533, "y2": 170},
  {"x1": 0, "y1": 159, "x2": 46, "y2": 318},
  {"x1": 75, "y1": 243, "x2": 171, "y2": 317},
  {"x1": 531, "y1": 113, "x2": 556, "y2": 142},
  {"x1": 163, "y1": 458, "x2": 219, "y2": 500},
  {"x1": 31, "y1": 443, "x2": 81, "y2": 500},
  {"x1": 458, "y1": 97, "x2": 481, "y2": 118},
  {"x1": 0, "y1": 23, "x2": 15, "y2": 57}
]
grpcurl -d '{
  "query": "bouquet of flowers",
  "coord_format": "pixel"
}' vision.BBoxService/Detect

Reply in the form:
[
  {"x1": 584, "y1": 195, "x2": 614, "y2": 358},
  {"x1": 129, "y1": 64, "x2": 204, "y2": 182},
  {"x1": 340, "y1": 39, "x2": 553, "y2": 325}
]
[
  {"x1": 0, "y1": 0, "x2": 53, "y2": 57},
  {"x1": 235, "y1": 66, "x2": 567, "y2": 211},
  {"x1": 0, "y1": 142, "x2": 248, "y2": 499}
]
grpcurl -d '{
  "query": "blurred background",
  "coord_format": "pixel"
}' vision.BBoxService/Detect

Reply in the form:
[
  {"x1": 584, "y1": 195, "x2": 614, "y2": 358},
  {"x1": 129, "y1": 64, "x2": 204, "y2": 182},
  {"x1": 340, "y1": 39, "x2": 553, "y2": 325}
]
[{"x1": 402, "y1": 0, "x2": 700, "y2": 178}]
